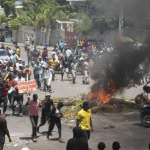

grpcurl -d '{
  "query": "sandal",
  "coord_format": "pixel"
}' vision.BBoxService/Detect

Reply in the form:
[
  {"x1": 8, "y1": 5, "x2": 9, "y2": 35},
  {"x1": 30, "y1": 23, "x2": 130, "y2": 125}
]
[{"x1": 59, "y1": 138, "x2": 65, "y2": 143}]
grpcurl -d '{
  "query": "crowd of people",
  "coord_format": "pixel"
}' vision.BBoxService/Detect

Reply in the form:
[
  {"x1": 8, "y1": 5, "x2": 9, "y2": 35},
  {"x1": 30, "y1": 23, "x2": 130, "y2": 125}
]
[{"x1": 0, "y1": 38, "x2": 147, "y2": 150}]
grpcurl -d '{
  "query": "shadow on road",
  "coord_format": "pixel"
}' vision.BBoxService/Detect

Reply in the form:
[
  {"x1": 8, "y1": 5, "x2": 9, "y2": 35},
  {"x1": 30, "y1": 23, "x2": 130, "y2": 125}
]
[{"x1": 132, "y1": 123, "x2": 143, "y2": 127}]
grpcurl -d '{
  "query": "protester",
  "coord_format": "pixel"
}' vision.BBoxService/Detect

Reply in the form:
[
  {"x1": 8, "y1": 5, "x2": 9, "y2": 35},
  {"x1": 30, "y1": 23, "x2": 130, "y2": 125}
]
[
  {"x1": 71, "y1": 60, "x2": 78, "y2": 84},
  {"x1": 15, "y1": 73, "x2": 25, "y2": 117},
  {"x1": 6, "y1": 74, "x2": 17, "y2": 115},
  {"x1": 44, "y1": 41, "x2": 48, "y2": 49},
  {"x1": 97, "y1": 142, "x2": 106, "y2": 150},
  {"x1": 31, "y1": 35, "x2": 35, "y2": 46},
  {"x1": 37, "y1": 93, "x2": 54, "y2": 132},
  {"x1": 0, "y1": 44, "x2": 5, "y2": 49},
  {"x1": 60, "y1": 41, "x2": 64, "y2": 53},
  {"x1": 47, "y1": 102, "x2": 65, "y2": 143},
  {"x1": 41, "y1": 48, "x2": 48, "y2": 61},
  {"x1": 49, "y1": 55, "x2": 58, "y2": 81},
  {"x1": 66, "y1": 127, "x2": 88, "y2": 150},
  {"x1": 61, "y1": 56, "x2": 70, "y2": 81},
  {"x1": 76, "y1": 101, "x2": 93, "y2": 144},
  {"x1": 34, "y1": 61, "x2": 41, "y2": 89},
  {"x1": 66, "y1": 48, "x2": 72, "y2": 59},
  {"x1": 0, "y1": 109, "x2": 12, "y2": 150},
  {"x1": 25, "y1": 94, "x2": 42, "y2": 141},
  {"x1": 0, "y1": 79, "x2": 7, "y2": 118},
  {"x1": 112, "y1": 141, "x2": 121, "y2": 150},
  {"x1": 83, "y1": 59, "x2": 90, "y2": 84}
]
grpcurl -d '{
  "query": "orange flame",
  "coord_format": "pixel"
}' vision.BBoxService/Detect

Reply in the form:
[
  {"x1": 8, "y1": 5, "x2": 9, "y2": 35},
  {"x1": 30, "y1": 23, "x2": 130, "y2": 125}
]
[{"x1": 88, "y1": 80, "x2": 117, "y2": 104}]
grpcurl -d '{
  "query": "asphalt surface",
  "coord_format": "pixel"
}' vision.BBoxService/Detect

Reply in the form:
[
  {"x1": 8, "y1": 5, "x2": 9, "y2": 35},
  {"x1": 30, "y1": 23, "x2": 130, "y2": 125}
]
[{"x1": 0, "y1": 42, "x2": 149, "y2": 150}]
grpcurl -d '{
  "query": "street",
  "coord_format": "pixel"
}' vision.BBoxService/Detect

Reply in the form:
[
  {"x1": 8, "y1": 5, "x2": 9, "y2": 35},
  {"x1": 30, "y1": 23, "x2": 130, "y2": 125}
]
[{"x1": 1, "y1": 42, "x2": 149, "y2": 150}]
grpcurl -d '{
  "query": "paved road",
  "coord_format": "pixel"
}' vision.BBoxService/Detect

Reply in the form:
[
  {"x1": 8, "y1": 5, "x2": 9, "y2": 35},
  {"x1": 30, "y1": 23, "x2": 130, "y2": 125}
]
[{"x1": 1, "y1": 42, "x2": 148, "y2": 150}]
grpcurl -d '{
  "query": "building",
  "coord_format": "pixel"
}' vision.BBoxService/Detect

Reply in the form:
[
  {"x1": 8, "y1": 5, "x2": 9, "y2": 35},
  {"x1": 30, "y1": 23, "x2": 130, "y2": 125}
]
[
  {"x1": 0, "y1": 6, "x2": 4, "y2": 16},
  {"x1": 66, "y1": 0, "x2": 85, "y2": 6}
]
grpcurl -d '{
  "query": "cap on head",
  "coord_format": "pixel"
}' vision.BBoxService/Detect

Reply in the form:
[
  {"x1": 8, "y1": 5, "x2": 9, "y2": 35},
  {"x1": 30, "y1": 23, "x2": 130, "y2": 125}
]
[
  {"x1": 45, "y1": 93, "x2": 51, "y2": 97},
  {"x1": 39, "y1": 56, "x2": 42, "y2": 59}
]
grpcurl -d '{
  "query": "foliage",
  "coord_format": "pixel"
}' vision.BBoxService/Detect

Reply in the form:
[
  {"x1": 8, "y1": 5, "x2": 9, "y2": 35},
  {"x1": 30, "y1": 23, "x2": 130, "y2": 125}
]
[
  {"x1": 74, "y1": 14, "x2": 92, "y2": 34},
  {"x1": 1, "y1": 0, "x2": 16, "y2": 17},
  {"x1": 9, "y1": 18, "x2": 21, "y2": 30},
  {"x1": 84, "y1": 0, "x2": 119, "y2": 33},
  {"x1": 0, "y1": 15, "x2": 9, "y2": 24}
]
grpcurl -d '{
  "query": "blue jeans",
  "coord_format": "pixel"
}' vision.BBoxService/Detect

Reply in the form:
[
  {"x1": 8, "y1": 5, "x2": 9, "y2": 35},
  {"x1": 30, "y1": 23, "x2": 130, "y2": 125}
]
[
  {"x1": 71, "y1": 70, "x2": 76, "y2": 83},
  {"x1": 0, "y1": 136, "x2": 5, "y2": 150}
]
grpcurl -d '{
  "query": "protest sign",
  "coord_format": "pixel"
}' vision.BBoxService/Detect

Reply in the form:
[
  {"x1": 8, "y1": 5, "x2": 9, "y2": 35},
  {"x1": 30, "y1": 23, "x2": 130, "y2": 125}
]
[{"x1": 18, "y1": 80, "x2": 36, "y2": 93}]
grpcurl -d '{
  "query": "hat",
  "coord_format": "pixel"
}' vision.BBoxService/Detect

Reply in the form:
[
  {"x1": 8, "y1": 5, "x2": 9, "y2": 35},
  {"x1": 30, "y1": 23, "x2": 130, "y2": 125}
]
[
  {"x1": 18, "y1": 58, "x2": 22, "y2": 61},
  {"x1": 39, "y1": 56, "x2": 42, "y2": 59},
  {"x1": 45, "y1": 93, "x2": 51, "y2": 97}
]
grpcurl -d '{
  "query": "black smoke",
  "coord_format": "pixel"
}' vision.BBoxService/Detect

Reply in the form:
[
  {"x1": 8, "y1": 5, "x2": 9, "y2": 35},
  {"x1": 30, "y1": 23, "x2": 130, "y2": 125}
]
[{"x1": 90, "y1": 40, "x2": 150, "y2": 93}]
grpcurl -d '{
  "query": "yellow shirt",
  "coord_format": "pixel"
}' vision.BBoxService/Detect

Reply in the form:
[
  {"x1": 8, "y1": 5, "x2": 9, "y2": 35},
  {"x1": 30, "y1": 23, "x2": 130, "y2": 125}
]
[
  {"x1": 16, "y1": 48, "x2": 20, "y2": 55},
  {"x1": 77, "y1": 109, "x2": 92, "y2": 130},
  {"x1": 49, "y1": 59, "x2": 57, "y2": 69}
]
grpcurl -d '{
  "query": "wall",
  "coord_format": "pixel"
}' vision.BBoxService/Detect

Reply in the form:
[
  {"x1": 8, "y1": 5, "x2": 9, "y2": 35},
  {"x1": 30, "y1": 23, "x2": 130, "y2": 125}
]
[
  {"x1": 49, "y1": 29, "x2": 65, "y2": 46},
  {"x1": 12, "y1": 25, "x2": 65, "y2": 46}
]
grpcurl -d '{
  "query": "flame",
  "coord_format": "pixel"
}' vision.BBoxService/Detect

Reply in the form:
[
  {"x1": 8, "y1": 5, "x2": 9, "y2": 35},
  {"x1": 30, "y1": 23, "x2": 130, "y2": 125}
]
[{"x1": 88, "y1": 80, "x2": 117, "y2": 104}]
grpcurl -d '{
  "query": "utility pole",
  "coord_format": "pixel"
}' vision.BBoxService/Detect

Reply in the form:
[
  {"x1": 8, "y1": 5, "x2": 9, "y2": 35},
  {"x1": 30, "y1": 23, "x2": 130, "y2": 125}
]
[{"x1": 119, "y1": 0, "x2": 123, "y2": 36}]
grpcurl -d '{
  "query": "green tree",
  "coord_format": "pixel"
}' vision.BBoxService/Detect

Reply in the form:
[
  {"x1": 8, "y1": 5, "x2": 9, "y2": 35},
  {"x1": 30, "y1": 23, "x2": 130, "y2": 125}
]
[
  {"x1": 1, "y1": 0, "x2": 16, "y2": 17},
  {"x1": 74, "y1": 14, "x2": 92, "y2": 34},
  {"x1": 0, "y1": 15, "x2": 9, "y2": 24},
  {"x1": 9, "y1": 18, "x2": 21, "y2": 30}
]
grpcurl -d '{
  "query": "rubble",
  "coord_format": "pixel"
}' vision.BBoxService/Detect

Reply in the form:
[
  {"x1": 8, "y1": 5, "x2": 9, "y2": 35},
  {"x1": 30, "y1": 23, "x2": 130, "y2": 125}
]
[{"x1": 104, "y1": 124, "x2": 115, "y2": 129}]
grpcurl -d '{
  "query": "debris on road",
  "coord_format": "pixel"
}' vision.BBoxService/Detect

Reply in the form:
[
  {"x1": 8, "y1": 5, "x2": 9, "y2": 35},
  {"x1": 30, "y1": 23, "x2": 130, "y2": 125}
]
[{"x1": 104, "y1": 124, "x2": 115, "y2": 129}]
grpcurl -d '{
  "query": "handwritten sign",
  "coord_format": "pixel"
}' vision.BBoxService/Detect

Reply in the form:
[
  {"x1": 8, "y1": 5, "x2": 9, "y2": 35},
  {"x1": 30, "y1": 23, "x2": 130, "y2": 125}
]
[{"x1": 18, "y1": 80, "x2": 36, "y2": 93}]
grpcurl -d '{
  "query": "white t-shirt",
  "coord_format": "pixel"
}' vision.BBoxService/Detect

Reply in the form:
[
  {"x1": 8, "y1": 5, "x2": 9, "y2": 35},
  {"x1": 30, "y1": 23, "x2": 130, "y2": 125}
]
[
  {"x1": 143, "y1": 93, "x2": 148, "y2": 99},
  {"x1": 15, "y1": 77, "x2": 25, "y2": 83},
  {"x1": 83, "y1": 61, "x2": 89, "y2": 70}
]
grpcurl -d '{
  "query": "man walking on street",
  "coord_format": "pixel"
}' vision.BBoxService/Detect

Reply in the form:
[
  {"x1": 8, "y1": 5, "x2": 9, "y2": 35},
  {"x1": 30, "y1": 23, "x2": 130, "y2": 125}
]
[
  {"x1": 0, "y1": 109, "x2": 12, "y2": 150},
  {"x1": 76, "y1": 101, "x2": 93, "y2": 149},
  {"x1": 31, "y1": 35, "x2": 35, "y2": 46},
  {"x1": 34, "y1": 61, "x2": 42, "y2": 89},
  {"x1": 37, "y1": 93, "x2": 54, "y2": 132},
  {"x1": 25, "y1": 94, "x2": 42, "y2": 142},
  {"x1": 47, "y1": 102, "x2": 65, "y2": 143}
]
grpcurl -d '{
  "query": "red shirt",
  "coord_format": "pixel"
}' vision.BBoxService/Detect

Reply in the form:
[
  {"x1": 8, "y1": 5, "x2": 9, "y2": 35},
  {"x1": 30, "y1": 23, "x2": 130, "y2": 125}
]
[
  {"x1": 2, "y1": 86, "x2": 7, "y2": 98},
  {"x1": 29, "y1": 100, "x2": 41, "y2": 116},
  {"x1": 6, "y1": 79, "x2": 17, "y2": 88}
]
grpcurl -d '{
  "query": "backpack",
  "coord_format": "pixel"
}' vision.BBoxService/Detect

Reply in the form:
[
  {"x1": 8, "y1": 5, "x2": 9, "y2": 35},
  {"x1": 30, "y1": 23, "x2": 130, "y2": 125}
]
[{"x1": 43, "y1": 50, "x2": 47, "y2": 58}]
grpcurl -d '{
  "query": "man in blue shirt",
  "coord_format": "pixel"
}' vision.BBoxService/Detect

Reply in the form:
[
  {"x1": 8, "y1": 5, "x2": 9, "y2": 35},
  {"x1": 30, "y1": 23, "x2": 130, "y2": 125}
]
[
  {"x1": 44, "y1": 41, "x2": 48, "y2": 50},
  {"x1": 34, "y1": 61, "x2": 42, "y2": 89},
  {"x1": 59, "y1": 41, "x2": 64, "y2": 53}
]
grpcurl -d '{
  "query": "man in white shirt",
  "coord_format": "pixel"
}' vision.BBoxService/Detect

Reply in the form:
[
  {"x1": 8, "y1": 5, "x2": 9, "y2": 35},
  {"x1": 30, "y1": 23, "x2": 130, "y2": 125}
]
[
  {"x1": 83, "y1": 59, "x2": 90, "y2": 84},
  {"x1": 66, "y1": 48, "x2": 72, "y2": 59},
  {"x1": 42, "y1": 66, "x2": 53, "y2": 93},
  {"x1": 15, "y1": 58, "x2": 23, "y2": 72},
  {"x1": 14, "y1": 73, "x2": 25, "y2": 117}
]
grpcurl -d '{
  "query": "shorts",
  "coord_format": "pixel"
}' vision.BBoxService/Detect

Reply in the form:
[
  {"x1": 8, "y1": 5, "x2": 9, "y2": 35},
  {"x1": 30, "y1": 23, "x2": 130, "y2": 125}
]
[{"x1": 61, "y1": 68, "x2": 69, "y2": 73}]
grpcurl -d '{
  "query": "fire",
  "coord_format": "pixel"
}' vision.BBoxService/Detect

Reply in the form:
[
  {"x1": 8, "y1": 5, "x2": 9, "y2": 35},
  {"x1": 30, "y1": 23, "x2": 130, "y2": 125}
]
[{"x1": 88, "y1": 80, "x2": 117, "y2": 104}]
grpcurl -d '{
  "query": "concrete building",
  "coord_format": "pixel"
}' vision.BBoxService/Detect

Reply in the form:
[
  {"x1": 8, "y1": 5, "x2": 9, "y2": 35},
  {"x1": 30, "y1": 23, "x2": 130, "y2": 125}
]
[
  {"x1": 0, "y1": 6, "x2": 4, "y2": 16},
  {"x1": 66, "y1": 0, "x2": 85, "y2": 6}
]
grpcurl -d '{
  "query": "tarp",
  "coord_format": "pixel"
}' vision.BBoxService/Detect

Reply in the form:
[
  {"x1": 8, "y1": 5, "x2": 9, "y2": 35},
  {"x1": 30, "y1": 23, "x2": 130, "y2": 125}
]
[{"x1": 18, "y1": 80, "x2": 36, "y2": 94}]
